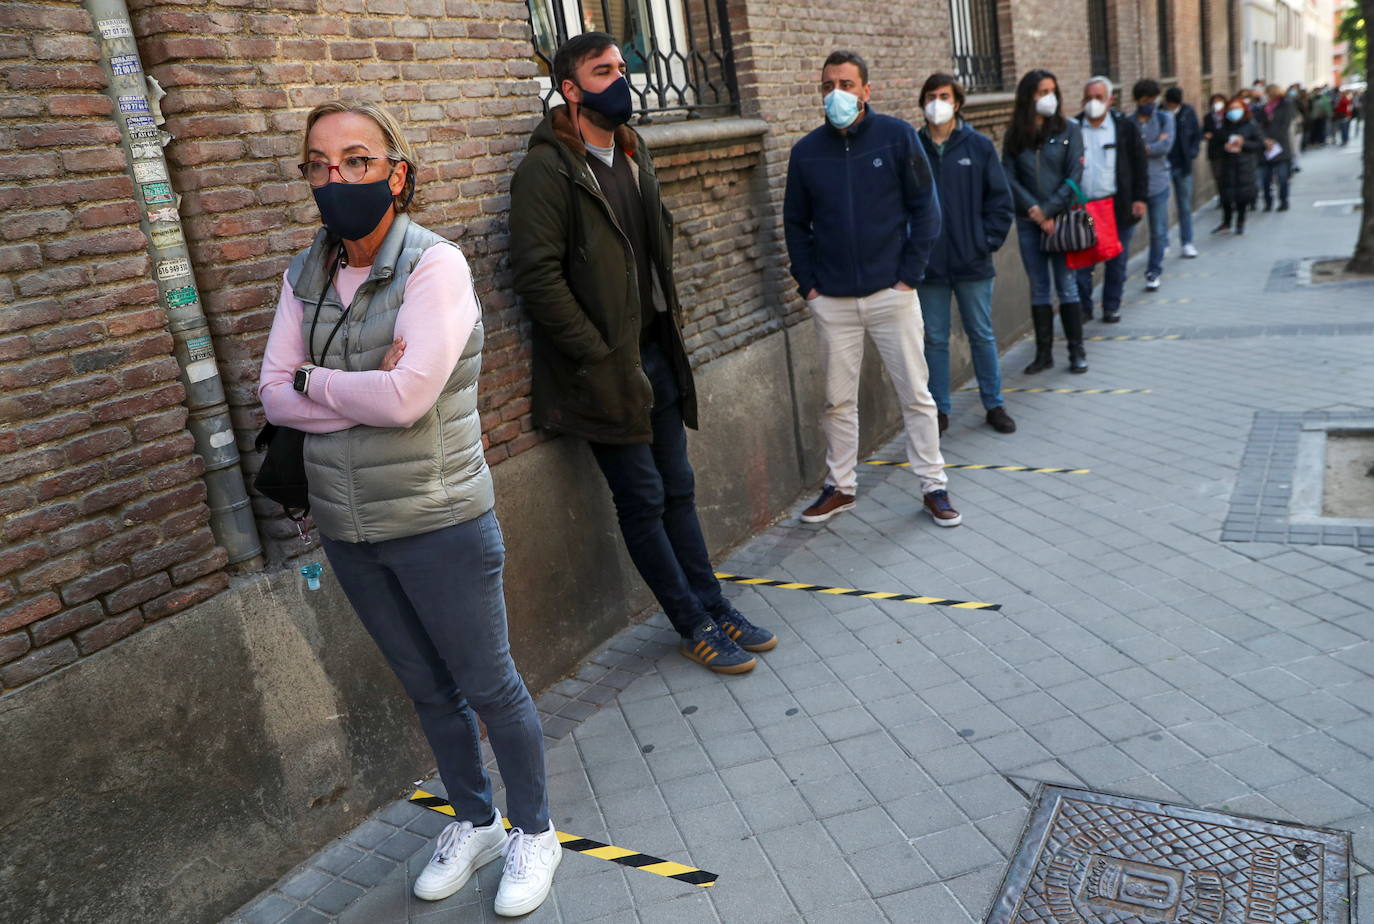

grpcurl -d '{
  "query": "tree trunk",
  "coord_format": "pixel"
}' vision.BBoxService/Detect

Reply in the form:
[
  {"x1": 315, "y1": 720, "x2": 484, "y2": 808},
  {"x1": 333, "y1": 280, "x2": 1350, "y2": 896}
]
[{"x1": 1350, "y1": 0, "x2": 1374, "y2": 273}]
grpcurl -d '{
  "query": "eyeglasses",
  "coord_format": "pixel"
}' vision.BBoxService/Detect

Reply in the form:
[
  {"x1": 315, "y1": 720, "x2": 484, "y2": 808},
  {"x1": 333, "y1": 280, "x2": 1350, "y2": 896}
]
[{"x1": 297, "y1": 156, "x2": 392, "y2": 187}]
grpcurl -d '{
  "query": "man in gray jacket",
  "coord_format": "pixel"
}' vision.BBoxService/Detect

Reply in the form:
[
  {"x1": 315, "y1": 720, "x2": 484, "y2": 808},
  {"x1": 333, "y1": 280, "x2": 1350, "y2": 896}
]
[
  {"x1": 1257, "y1": 84, "x2": 1296, "y2": 211},
  {"x1": 1133, "y1": 79, "x2": 1175, "y2": 292}
]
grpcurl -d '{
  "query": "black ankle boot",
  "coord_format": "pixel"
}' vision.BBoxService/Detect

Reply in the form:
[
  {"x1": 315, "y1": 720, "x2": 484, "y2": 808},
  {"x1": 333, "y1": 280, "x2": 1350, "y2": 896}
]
[
  {"x1": 1059, "y1": 302, "x2": 1088, "y2": 373},
  {"x1": 1023, "y1": 304, "x2": 1055, "y2": 374}
]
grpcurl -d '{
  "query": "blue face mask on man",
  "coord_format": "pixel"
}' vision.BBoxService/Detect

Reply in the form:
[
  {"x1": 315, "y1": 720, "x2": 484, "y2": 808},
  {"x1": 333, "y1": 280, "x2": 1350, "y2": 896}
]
[
  {"x1": 577, "y1": 75, "x2": 633, "y2": 127},
  {"x1": 1138, "y1": 102, "x2": 1156, "y2": 117},
  {"x1": 823, "y1": 88, "x2": 862, "y2": 129}
]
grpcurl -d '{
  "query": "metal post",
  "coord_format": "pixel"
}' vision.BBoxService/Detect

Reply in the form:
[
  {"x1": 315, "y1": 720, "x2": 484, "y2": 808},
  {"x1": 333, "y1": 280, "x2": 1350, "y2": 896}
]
[{"x1": 83, "y1": 0, "x2": 263, "y2": 569}]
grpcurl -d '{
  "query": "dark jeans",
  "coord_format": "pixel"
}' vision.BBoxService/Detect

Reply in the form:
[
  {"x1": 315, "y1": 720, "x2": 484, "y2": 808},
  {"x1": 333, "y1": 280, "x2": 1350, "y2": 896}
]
[
  {"x1": 321, "y1": 511, "x2": 549, "y2": 832},
  {"x1": 589, "y1": 342, "x2": 724, "y2": 638},
  {"x1": 1075, "y1": 218, "x2": 1137, "y2": 314},
  {"x1": 1261, "y1": 159, "x2": 1291, "y2": 208}
]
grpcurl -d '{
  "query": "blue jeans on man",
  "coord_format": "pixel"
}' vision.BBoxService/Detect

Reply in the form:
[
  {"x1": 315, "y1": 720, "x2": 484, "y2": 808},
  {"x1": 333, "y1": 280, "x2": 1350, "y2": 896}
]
[
  {"x1": 1170, "y1": 168, "x2": 1194, "y2": 246},
  {"x1": 1145, "y1": 188, "x2": 1169, "y2": 280},
  {"x1": 1074, "y1": 219, "x2": 1137, "y2": 320},
  {"x1": 1261, "y1": 159, "x2": 1291, "y2": 209},
  {"x1": 588, "y1": 341, "x2": 726, "y2": 639},
  {"x1": 916, "y1": 277, "x2": 1002, "y2": 415}
]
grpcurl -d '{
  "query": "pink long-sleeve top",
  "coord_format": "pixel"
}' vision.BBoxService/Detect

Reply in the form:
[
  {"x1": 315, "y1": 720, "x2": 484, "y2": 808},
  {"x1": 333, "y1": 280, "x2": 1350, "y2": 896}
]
[{"x1": 258, "y1": 244, "x2": 479, "y2": 432}]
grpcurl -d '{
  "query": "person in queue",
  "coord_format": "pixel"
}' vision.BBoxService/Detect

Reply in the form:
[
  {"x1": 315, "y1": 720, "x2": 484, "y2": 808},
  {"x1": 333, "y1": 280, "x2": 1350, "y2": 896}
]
[
  {"x1": 1161, "y1": 86, "x2": 1201, "y2": 258},
  {"x1": 784, "y1": 51, "x2": 960, "y2": 527},
  {"x1": 1256, "y1": 83, "x2": 1297, "y2": 212},
  {"x1": 1001, "y1": 68, "x2": 1087, "y2": 374},
  {"x1": 1212, "y1": 95, "x2": 1264, "y2": 235},
  {"x1": 258, "y1": 102, "x2": 558, "y2": 917},
  {"x1": 914, "y1": 72, "x2": 1016, "y2": 435},
  {"x1": 1072, "y1": 76, "x2": 1146, "y2": 324},
  {"x1": 1201, "y1": 91, "x2": 1230, "y2": 192},
  {"x1": 508, "y1": 34, "x2": 776, "y2": 674},
  {"x1": 1130, "y1": 79, "x2": 1174, "y2": 292}
]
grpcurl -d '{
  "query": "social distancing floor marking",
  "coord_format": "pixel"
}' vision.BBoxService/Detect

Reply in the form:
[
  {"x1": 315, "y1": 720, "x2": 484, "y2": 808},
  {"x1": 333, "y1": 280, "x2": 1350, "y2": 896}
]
[
  {"x1": 864, "y1": 460, "x2": 1091, "y2": 475},
  {"x1": 1056, "y1": 334, "x2": 1184, "y2": 342},
  {"x1": 715, "y1": 572, "x2": 1001, "y2": 611},
  {"x1": 409, "y1": 790, "x2": 718, "y2": 887},
  {"x1": 960, "y1": 386, "x2": 1153, "y2": 395}
]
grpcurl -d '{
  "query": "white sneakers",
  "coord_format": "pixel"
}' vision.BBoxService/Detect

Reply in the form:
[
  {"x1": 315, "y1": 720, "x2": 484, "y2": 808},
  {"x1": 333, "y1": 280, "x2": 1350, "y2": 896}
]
[
  {"x1": 494, "y1": 823, "x2": 562, "y2": 917},
  {"x1": 1182, "y1": 242, "x2": 1200, "y2": 258},
  {"x1": 413, "y1": 813, "x2": 508, "y2": 901},
  {"x1": 1145, "y1": 274, "x2": 1161, "y2": 291},
  {"x1": 412, "y1": 810, "x2": 561, "y2": 917}
]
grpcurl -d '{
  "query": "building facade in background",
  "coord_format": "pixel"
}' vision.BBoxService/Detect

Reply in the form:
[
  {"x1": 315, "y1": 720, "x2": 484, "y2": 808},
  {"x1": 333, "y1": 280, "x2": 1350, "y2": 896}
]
[{"x1": 1, "y1": 1, "x2": 1256, "y2": 921}]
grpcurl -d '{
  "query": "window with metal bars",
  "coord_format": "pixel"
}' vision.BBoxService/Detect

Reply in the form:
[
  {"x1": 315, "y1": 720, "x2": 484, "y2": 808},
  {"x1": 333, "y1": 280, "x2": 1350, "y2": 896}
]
[
  {"x1": 1157, "y1": 0, "x2": 1174, "y2": 76},
  {"x1": 525, "y1": 0, "x2": 738, "y2": 121},
  {"x1": 948, "y1": 0, "x2": 1004, "y2": 92},
  {"x1": 1088, "y1": 0, "x2": 1112, "y2": 80},
  {"x1": 1227, "y1": 0, "x2": 1239, "y2": 74},
  {"x1": 1200, "y1": 0, "x2": 1212, "y2": 75}
]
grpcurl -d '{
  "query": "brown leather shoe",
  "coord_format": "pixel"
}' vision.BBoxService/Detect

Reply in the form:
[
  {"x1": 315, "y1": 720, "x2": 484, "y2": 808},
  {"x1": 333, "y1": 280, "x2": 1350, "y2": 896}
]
[
  {"x1": 801, "y1": 485, "x2": 855, "y2": 523},
  {"x1": 937, "y1": 412, "x2": 948, "y2": 435},
  {"x1": 922, "y1": 489, "x2": 962, "y2": 527}
]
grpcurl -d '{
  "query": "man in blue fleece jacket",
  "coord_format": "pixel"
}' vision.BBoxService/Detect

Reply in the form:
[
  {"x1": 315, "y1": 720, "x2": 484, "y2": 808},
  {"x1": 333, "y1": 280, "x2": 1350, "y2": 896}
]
[{"x1": 784, "y1": 50, "x2": 959, "y2": 528}]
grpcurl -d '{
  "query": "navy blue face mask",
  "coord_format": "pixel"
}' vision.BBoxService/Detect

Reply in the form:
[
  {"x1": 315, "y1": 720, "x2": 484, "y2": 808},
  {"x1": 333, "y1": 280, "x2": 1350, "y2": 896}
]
[
  {"x1": 1138, "y1": 102, "x2": 1156, "y2": 117},
  {"x1": 577, "y1": 75, "x2": 633, "y2": 127},
  {"x1": 312, "y1": 175, "x2": 396, "y2": 241}
]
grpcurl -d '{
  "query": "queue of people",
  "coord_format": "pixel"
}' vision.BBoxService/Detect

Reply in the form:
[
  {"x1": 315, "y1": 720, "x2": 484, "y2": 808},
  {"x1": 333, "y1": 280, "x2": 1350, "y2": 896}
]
[{"x1": 255, "y1": 36, "x2": 1305, "y2": 916}]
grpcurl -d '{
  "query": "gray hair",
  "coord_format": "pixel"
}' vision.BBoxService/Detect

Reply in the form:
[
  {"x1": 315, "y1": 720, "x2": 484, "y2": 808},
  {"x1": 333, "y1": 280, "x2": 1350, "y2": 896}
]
[{"x1": 1084, "y1": 75, "x2": 1114, "y2": 98}]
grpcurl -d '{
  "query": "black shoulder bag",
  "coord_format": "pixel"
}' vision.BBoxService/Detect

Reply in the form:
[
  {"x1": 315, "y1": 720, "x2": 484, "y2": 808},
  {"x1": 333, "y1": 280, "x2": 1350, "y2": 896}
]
[{"x1": 254, "y1": 246, "x2": 346, "y2": 522}]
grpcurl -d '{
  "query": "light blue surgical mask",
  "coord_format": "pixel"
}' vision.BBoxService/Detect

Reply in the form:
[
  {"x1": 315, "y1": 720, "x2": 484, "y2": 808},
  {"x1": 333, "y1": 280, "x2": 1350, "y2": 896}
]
[
  {"x1": 1225, "y1": 108, "x2": 1244, "y2": 122},
  {"x1": 824, "y1": 89, "x2": 861, "y2": 129}
]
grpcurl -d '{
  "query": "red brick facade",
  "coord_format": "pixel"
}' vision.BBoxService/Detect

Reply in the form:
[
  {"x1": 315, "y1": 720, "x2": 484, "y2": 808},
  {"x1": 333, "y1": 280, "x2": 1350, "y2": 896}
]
[{"x1": 1, "y1": 0, "x2": 1236, "y2": 692}]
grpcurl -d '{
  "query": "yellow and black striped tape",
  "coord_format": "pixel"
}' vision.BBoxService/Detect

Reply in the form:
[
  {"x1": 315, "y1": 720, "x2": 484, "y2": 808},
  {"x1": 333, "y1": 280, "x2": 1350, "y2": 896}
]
[
  {"x1": 1058, "y1": 334, "x2": 1183, "y2": 342},
  {"x1": 959, "y1": 386, "x2": 1153, "y2": 395},
  {"x1": 409, "y1": 789, "x2": 717, "y2": 887},
  {"x1": 715, "y1": 572, "x2": 1000, "y2": 611},
  {"x1": 864, "y1": 460, "x2": 1090, "y2": 475}
]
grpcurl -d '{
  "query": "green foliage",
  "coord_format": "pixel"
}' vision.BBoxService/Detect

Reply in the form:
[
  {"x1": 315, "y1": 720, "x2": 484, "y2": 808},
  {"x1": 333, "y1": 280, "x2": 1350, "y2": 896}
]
[{"x1": 1338, "y1": 4, "x2": 1366, "y2": 79}]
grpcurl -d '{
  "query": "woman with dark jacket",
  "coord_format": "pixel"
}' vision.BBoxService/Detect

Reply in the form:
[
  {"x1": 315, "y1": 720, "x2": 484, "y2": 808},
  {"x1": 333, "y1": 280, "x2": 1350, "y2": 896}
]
[
  {"x1": 1001, "y1": 69, "x2": 1087, "y2": 374},
  {"x1": 1212, "y1": 95, "x2": 1265, "y2": 235},
  {"x1": 1202, "y1": 92, "x2": 1229, "y2": 190}
]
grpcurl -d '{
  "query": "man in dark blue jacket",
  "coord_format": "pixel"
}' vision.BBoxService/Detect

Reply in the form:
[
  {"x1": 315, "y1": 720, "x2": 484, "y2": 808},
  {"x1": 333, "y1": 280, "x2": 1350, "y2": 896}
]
[
  {"x1": 914, "y1": 73, "x2": 1015, "y2": 436},
  {"x1": 784, "y1": 51, "x2": 958, "y2": 528},
  {"x1": 1163, "y1": 86, "x2": 1202, "y2": 257}
]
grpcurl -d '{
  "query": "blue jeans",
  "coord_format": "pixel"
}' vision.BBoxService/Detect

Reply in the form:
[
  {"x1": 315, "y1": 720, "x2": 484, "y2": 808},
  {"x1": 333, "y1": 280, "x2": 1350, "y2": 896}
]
[
  {"x1": 321, "y1": 510, "x2": 550, "y2": 832},
  {"x1": 1075, "y1": 219, "x2": 1137, "y2": 314},
  {"x1": 589, "y1": 342, "x2": 724, "y2": 638},
  {"x1": 1145, "y1": 188, "x2": 1169, "y2": 278},
  {"x1": 1170, "y1": 168, "x2": 1194, "y2": 246},
  {"x1": 1260, "y1": 159, "x2": 1291, "y2": 208},
  {"x1": 916, "y1": 278, "x2": 1002, "y2": 413},
  {"x1": 1015, "y1": 219, "x2": 1078, "y2": 304}
]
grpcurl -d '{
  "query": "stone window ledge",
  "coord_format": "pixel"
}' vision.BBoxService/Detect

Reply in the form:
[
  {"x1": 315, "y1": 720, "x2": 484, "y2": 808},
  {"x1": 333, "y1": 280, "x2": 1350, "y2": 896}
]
[{"x1": 637, "y1": 117, "x2": 769, "y2": 150}]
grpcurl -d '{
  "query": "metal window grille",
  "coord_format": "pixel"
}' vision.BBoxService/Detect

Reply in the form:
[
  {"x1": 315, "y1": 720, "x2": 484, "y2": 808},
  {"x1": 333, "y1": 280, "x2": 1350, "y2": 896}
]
[
  {"x1": 525, "y1": 0, "x2": 738, "y2": 121},
  {"x1": 948, "y1": 0, "x2": 1004, "y2": 92},
  {"x1": 1200, "y1": 0, "x2": 1212, "y2": 75},
  {"x1": 1157, "y1": 0, "x2": 1174, "y2": 76},
  {"x1": 1088, "y1": 0, "x2": 1112, "y2": 80}
]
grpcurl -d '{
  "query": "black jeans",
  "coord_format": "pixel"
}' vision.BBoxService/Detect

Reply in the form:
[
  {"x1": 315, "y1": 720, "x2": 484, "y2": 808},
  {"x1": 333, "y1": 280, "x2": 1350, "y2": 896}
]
[{"x1": 589, "y1": 341, "x2": 724, "y2": 638}]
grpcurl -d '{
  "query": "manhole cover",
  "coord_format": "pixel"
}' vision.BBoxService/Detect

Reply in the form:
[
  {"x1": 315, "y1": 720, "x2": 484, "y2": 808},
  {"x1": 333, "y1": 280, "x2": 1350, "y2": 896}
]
[{"x1": 986, "y1": 786, "x2": 1352, "y2": 923}]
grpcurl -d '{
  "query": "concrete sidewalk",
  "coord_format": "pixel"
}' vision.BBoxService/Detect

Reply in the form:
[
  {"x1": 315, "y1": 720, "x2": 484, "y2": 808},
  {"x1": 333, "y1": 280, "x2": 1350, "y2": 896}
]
[{"x1": 230, "y1": 144, "x2": 1373, "y2": 924}]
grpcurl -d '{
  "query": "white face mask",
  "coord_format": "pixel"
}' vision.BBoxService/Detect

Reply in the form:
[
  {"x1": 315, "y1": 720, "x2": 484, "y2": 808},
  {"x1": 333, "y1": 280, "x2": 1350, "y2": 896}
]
[
  {"x1": 924, "y1": 98, "x2": 955, "y2": 126},
  {"x1": 1035, "y1": 93, "x2": 1059, "y2": 117},
  {"x1": 1083, "y1": 98, "x2": 1108, "y2": 120},
  {"x1": 1212, "y1": 101, "x2": 1225, "y2": 112}
]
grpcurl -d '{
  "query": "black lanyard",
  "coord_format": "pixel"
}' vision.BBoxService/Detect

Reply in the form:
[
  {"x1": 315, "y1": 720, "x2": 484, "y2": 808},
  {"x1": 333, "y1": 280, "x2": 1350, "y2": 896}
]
[{"x1": 308, "y1": 246, "x2": 348, "y2": 367}]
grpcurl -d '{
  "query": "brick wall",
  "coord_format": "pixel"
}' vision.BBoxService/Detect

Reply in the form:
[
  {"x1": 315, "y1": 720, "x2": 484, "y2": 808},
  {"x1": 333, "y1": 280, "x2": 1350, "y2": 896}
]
[{"x1": 0, "y1": 1, "x2": 230, "y2": 693}]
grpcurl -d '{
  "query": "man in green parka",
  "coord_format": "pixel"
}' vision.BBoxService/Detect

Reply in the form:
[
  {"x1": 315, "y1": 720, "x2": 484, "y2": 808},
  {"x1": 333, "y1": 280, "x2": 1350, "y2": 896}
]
[{"x1": 509, "y1": 32, "x2": 776, "y2": 674}]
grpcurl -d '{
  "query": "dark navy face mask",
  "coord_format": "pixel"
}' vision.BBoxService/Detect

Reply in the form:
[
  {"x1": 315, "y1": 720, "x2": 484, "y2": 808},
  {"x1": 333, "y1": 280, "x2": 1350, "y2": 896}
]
[
  {"x1": 577, "y1": 75, "x2": 633, "y2": 127},
  {"x1": 312, "y1": 176, "x2": 395, "y2": 241}
]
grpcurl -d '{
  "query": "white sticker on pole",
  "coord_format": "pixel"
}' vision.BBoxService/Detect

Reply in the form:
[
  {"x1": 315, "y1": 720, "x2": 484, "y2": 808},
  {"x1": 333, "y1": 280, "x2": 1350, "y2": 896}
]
[
  {"x1": 133, "y1": 160, "x2": 168, "y2": 183},
  {"x1": 98, "y1": 18, "x2": 133, "y2": 39},
  {"x1": 209, "y1": 429, "x2": 235, "y2": 449},
  {"x1": 156, "y1": 258, "x2": 190, "y2": 281},
  {"x1": 185, "y1": 359, "x2": 219, "y2": 383}
]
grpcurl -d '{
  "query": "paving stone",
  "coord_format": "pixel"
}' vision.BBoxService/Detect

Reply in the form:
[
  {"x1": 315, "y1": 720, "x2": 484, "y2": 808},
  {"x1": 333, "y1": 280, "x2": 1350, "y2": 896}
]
[{"x1": 877, "y1": 883, "x2": 977, "y2": 923}]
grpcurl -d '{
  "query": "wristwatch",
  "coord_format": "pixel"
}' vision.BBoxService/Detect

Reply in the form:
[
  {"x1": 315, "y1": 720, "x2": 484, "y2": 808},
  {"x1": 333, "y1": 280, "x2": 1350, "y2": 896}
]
[{"x1": 293, "y1": 364, "x2": 317, "y2": 394}]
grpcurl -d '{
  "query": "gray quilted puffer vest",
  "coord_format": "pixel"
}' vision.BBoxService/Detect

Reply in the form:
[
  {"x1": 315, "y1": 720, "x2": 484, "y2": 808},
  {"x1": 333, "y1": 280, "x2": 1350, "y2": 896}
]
[{"x1": 286, "y1": 214, "x2": 494, "y2": 544}]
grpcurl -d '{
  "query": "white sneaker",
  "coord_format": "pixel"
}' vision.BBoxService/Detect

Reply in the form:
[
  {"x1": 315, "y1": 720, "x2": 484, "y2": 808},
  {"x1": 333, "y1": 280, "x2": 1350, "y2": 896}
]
[
  {"x1": 1145, "y1": 274, "x2": 1161, "y2": 291},
  {"x1": 1182, "y1": 243, "x2": 1199, "y2": 258},
  {"x1": 413, "y1": 812, "x2": 508, "y2": 901},
  {"x1": 494, "y1": 823, "x2": 561, "y2": 917}
]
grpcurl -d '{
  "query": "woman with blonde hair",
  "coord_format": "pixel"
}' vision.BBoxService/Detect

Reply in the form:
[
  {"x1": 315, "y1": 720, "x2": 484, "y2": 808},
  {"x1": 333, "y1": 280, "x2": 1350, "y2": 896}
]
[{"x1": 258, "y1": 101, "x2": 558, "y2": 917}]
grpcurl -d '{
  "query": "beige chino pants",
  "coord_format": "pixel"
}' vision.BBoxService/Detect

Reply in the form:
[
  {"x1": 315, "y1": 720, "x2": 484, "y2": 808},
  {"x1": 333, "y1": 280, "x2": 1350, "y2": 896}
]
[{"x1": 808, "y1": 287, "x2": 948, "y2": 495}]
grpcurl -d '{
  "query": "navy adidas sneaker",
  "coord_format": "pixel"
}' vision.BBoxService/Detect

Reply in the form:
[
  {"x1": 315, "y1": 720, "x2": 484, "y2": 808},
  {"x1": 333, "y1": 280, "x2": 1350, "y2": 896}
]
[
  {"x1": 679, "y1": 620, "x2": 756, "y2": 674},
  {"x1": 710, "y1": 602, "x2": 778, "y2": 652}
]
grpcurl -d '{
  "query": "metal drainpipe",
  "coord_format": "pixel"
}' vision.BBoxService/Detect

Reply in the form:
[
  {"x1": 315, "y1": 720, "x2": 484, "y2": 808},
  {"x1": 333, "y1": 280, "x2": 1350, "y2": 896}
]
[{"x1": 84, "y1": 0, "x2": 263, "y2": 569}]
